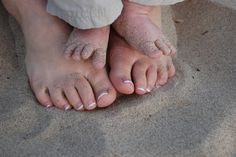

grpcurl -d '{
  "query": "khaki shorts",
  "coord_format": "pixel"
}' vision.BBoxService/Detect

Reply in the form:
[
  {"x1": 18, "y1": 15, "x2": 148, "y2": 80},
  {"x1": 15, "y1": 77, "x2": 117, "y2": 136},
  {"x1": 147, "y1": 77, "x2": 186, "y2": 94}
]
[{"x1": 47, "y1": 0, "x2": 183, "y2": 29}]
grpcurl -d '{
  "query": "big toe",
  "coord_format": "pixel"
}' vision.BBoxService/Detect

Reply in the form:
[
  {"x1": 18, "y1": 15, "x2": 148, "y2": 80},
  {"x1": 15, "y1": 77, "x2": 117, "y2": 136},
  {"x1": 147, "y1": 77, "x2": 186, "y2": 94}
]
[
  {"x1": 155, "y1": 39, "x2": 171, "y2": 56},
  {"x1": 132, "y1": 60, "x2": 149, "y2": 95},
  {"x1": 88, "y1": 70, "x2": 116, "y2": 108},
  {"x1": 109, "y1": 55, "x2": 135, "y2": 94},
  {"x1": 139, "y1": 41, "x2": 163, "y2": 58},
  {"x1": 92, "y1": 48, "x2": 106, "y2": 69}
]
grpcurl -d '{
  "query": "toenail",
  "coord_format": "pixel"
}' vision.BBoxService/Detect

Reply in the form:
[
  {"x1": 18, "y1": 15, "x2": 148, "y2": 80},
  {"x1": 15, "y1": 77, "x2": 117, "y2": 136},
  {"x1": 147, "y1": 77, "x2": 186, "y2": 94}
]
[
  {"x1": 137, "y1": 87, "x2": 146, "y2": 92},
  {"x1": 156, "y1": 85, "x2": 161, "y2": 88},
  {"x1": 123, "y1": 80, "x2": 134, "y2": 86},
  {"x1": 46, "y1": 104, "x2": 52, "y2": 108},
  {"x1": 98, "y1": 91, "x2": 109, "y2": 100},
  {"x1": 76, "y1": 103, "x2": 84, "y2": 111},
  {"x1": 65, "y1": 105, "x2": 71, "y2": 111},
  {"x1": 146, "y1": 88, "x2": 151, "y2": 93},
  {"x1": 88, "y1": 102, "x2": 96, "y2": 108}
]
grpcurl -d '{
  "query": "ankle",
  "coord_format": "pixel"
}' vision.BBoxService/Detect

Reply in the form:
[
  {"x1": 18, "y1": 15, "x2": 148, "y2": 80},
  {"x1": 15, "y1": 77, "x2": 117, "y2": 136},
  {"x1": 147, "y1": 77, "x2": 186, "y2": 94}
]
[
  {"x1": 122, "y1": 0, "x2": 155, "y2": 15},
  {"x1": 2, "y1": 0, "x2": 20, "y2": 20},
  {"x1": 149, "y1": 6, "x2": 162, "y2": 27}
]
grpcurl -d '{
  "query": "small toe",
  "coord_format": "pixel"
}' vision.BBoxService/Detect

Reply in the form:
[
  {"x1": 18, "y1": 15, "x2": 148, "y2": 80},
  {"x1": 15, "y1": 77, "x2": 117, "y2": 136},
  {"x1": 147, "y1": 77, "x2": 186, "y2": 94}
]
[
  {"x1": 71, "y1": 44, "x2": 84, "y2": 61},
  {"x1": 156, "y1": 66, "x2": 168, "y2": 86},
  {"x1": 146, "y1": 65, "x2": 157, "y2": 92},
  {"x1": 169, "y1": 45, "x2": 177, "y2": 56},
  {"x1": 49, "y1": 86, "x2": 71, "y2": 110},
  {"x1": 155, "y1": 39, "x2": 171, "y2": 56},
  {"x1": 64, "y1": 43, "x2": 77, "y2": 58},
  {"x1": 88, "y1": 71, "x2": 116, "y2": 108},
  {"x1": 63, "y1": 84, "x2": 84, "y2": 111},
  {"x1": 132, "y1": 61, "x2": 149, "y2": 95},
  {"x1": 31, "y1": 82, "x2": 52, "y2": 107},
  {"x1": 167, "y1": 59, "x2": 176, "y2": 78},
  {"x1": 140, "y1": 41, "x2": 162, "y2": 58},
  {"x1": 74, "y1": 75, "x2": 96, "y2": 110},
  {"x1": 92, "y1": 48, "x2": 106, "y2": 69},
  {"x1": 81, "y1": 44, "x2": 94, "y2": 60},
  {"x1": 163, "y1": 39, "x2": 177, "y2": 55}
]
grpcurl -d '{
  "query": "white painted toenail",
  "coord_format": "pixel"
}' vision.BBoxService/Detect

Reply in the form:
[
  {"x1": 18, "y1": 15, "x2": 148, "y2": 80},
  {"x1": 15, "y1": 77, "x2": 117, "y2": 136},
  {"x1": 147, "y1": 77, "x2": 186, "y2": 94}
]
[
  {"x1": 146, "y1": 88, "x2": 151, "y2": 92},
  {"x1": 77, "y1": 105, "x2": 84, "y2": 111},
  {"x1": 46, "y1": 104, "x2": 52, "y2": 108},
  {"x1": 123, "y1": 80, "x2": 134, "y2": 86},
  {"x1": 137, "y1": 87, "x2": 146, "y2": 92},
  {"x1": 88, "y1": 102, "x2": 96, "y2": 108},
  {"x1": 65, "y1": 105, "x2": 71, "y2": 111},
  {"x1": 98, "y1": 91, "x2": 108, "y2": 100},
  {"x1": 156, "y1": 85, "x2": 161, "y2": 89}
]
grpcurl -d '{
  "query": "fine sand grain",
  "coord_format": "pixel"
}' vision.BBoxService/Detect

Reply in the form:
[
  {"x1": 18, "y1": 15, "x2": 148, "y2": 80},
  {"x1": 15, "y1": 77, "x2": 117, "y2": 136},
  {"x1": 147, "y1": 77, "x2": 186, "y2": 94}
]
[{"x1": 0, "y1": 0, "x2": 235, "y2": 157}]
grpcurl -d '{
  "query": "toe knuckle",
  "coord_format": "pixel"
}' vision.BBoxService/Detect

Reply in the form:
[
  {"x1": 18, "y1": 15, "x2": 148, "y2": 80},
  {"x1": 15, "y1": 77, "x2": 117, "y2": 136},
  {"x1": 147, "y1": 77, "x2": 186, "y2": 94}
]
[
  {"x1": 135, "y1": 60, "x2": 145, "y2": 68},
  {"x1": 54, "y1": 99, "x2": 64, "y2": 107},
  {"x1": 52, "y1": 83, "x2": 62, "y2": 91},
  {"x1": 159, "y1": 79, "x2": 167, "y2": 85},
  {"x1": 85, "y1": 44, "x2": 94, "y2": 51},
  {"x1": 72, "y1": 74, "x2": 84, "y2": 85},
  {"x1": 149, "y1": 65, "x2": 156, "y2": 71},
  {"x1": 30, "y1": 80, "x2": 45, "y2": 92},
  {"x1": 37, "y1": 98, "x2": 49, "y2": 106}
]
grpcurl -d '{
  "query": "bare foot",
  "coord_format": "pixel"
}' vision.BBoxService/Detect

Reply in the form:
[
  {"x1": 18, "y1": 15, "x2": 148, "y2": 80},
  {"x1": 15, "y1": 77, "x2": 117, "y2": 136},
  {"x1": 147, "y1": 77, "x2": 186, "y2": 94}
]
[
  {"x1": 113, "y1": 0, "x2": 176, "y2": 58},
  {"x1": 2, "y1": 0, "x2": 116, "y2": 110},
  {"x1": 109, "y1": 32, "x2": 175, "y2": 95},
  {"x1": 64, "y1": 26, "x2": 110, "y2": 69}
]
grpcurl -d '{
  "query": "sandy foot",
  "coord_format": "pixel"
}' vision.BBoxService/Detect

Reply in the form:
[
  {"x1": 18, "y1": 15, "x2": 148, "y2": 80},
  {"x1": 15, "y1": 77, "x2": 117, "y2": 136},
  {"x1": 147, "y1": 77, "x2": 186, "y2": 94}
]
[
  {"x1": 113, "y1": 0, "x2": 176, "y2": 58},
  {"x1": 109, "y1": 32, "x2": 175, "y2": 95},
  {"x1": 64, "y1": 26, "x2": 110, "y2": 69},
  {"x1": 2, "y1": 0, "x2": 116, "y2": 111}
]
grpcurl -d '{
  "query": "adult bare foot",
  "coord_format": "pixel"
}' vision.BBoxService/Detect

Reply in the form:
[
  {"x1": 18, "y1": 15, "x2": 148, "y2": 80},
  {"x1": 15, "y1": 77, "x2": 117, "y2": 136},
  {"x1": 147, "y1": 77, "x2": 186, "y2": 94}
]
[
  {"x1": 109, "y1": 32, "x2": 176, "y2": 95},
  {"x1": 113, "y1": 0, "x2": 176, "y2": 58},
  {"x1": 64, "y1": 26, "x2": 110, "y2": 69},
  {"x1": 2, "y1": 0, "x2": 116, "y2": 110}
]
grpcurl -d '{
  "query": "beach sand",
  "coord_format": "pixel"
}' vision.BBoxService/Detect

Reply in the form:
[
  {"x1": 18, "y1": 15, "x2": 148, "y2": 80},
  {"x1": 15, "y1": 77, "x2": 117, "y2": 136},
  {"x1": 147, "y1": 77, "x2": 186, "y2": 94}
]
[{"x1": 0, "y1": 0, "x2": 235, "y2": 156}]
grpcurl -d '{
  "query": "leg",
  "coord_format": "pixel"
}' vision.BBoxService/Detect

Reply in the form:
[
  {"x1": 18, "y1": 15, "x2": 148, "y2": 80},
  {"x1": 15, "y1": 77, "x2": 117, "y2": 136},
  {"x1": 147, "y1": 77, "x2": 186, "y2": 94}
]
[
  {"x1": 2, "y1": 0, "x2": 116, "y2": 110},
  {"x1": 113, "y1": 0, "x2": 177, "y2": 58},
  {"x1": 129, "y1": 0, "x2": 184, "y2": 5},
  {"x1": 47, "y1": 0, "x2": 123, "y2": 69}
]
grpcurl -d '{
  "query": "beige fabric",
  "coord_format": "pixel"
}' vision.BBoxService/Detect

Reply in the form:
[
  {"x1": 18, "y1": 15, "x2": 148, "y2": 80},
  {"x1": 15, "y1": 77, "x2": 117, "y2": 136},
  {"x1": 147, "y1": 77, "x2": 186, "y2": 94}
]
[
  {"x1": 47, "y1": 0, "x2": 123, "y2": 29},
  {"x1": 47, "y1": 0, "x2": 183, "y2": 29},
  {"x1": 129, "y1": 0, "x2": 184, "y2": 5}
]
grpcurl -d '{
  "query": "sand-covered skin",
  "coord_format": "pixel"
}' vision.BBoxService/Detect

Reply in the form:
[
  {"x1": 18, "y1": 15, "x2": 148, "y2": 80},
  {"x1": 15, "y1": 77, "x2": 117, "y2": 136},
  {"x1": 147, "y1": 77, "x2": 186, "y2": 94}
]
[{"x1": 0, "y1": 0, "x2": 236, "y2": 156}]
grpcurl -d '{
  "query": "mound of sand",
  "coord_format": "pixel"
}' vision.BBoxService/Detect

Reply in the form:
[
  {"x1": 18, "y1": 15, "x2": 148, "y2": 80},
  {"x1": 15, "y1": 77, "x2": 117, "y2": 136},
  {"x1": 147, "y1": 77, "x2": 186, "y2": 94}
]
[{"x1": 210, "y1": 0, "x2": 236, "y2": 10}]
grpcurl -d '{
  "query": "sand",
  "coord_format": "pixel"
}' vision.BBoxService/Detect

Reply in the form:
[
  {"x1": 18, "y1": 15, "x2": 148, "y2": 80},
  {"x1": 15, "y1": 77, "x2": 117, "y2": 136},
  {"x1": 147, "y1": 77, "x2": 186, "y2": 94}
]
[{"x1": 0, "y1": 0, "x2": 236, "y2": 156}]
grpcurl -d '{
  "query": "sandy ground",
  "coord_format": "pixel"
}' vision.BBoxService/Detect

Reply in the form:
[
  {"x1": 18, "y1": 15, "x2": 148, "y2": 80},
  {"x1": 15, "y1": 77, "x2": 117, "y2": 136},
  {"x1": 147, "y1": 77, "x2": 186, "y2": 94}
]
[{"x1": 0, "y1": 0, "x2": 235, "y2": 157}]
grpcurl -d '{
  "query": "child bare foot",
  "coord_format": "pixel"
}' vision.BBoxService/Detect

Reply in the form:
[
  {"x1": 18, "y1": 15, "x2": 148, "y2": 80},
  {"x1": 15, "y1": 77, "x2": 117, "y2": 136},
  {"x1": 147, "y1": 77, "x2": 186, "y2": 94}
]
[
  {"x1": 64, "y1": 26, "x2": 110, "y2": 69},
  {"x1": 3, "y1": 0, "x2": 116, "y2": 110},
  {"x1": 109, "y1": 32, "x2": 175, "y2": 95},
  {"x1": 113, "y1": 0, "x2": 176, "y2": 58}
]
